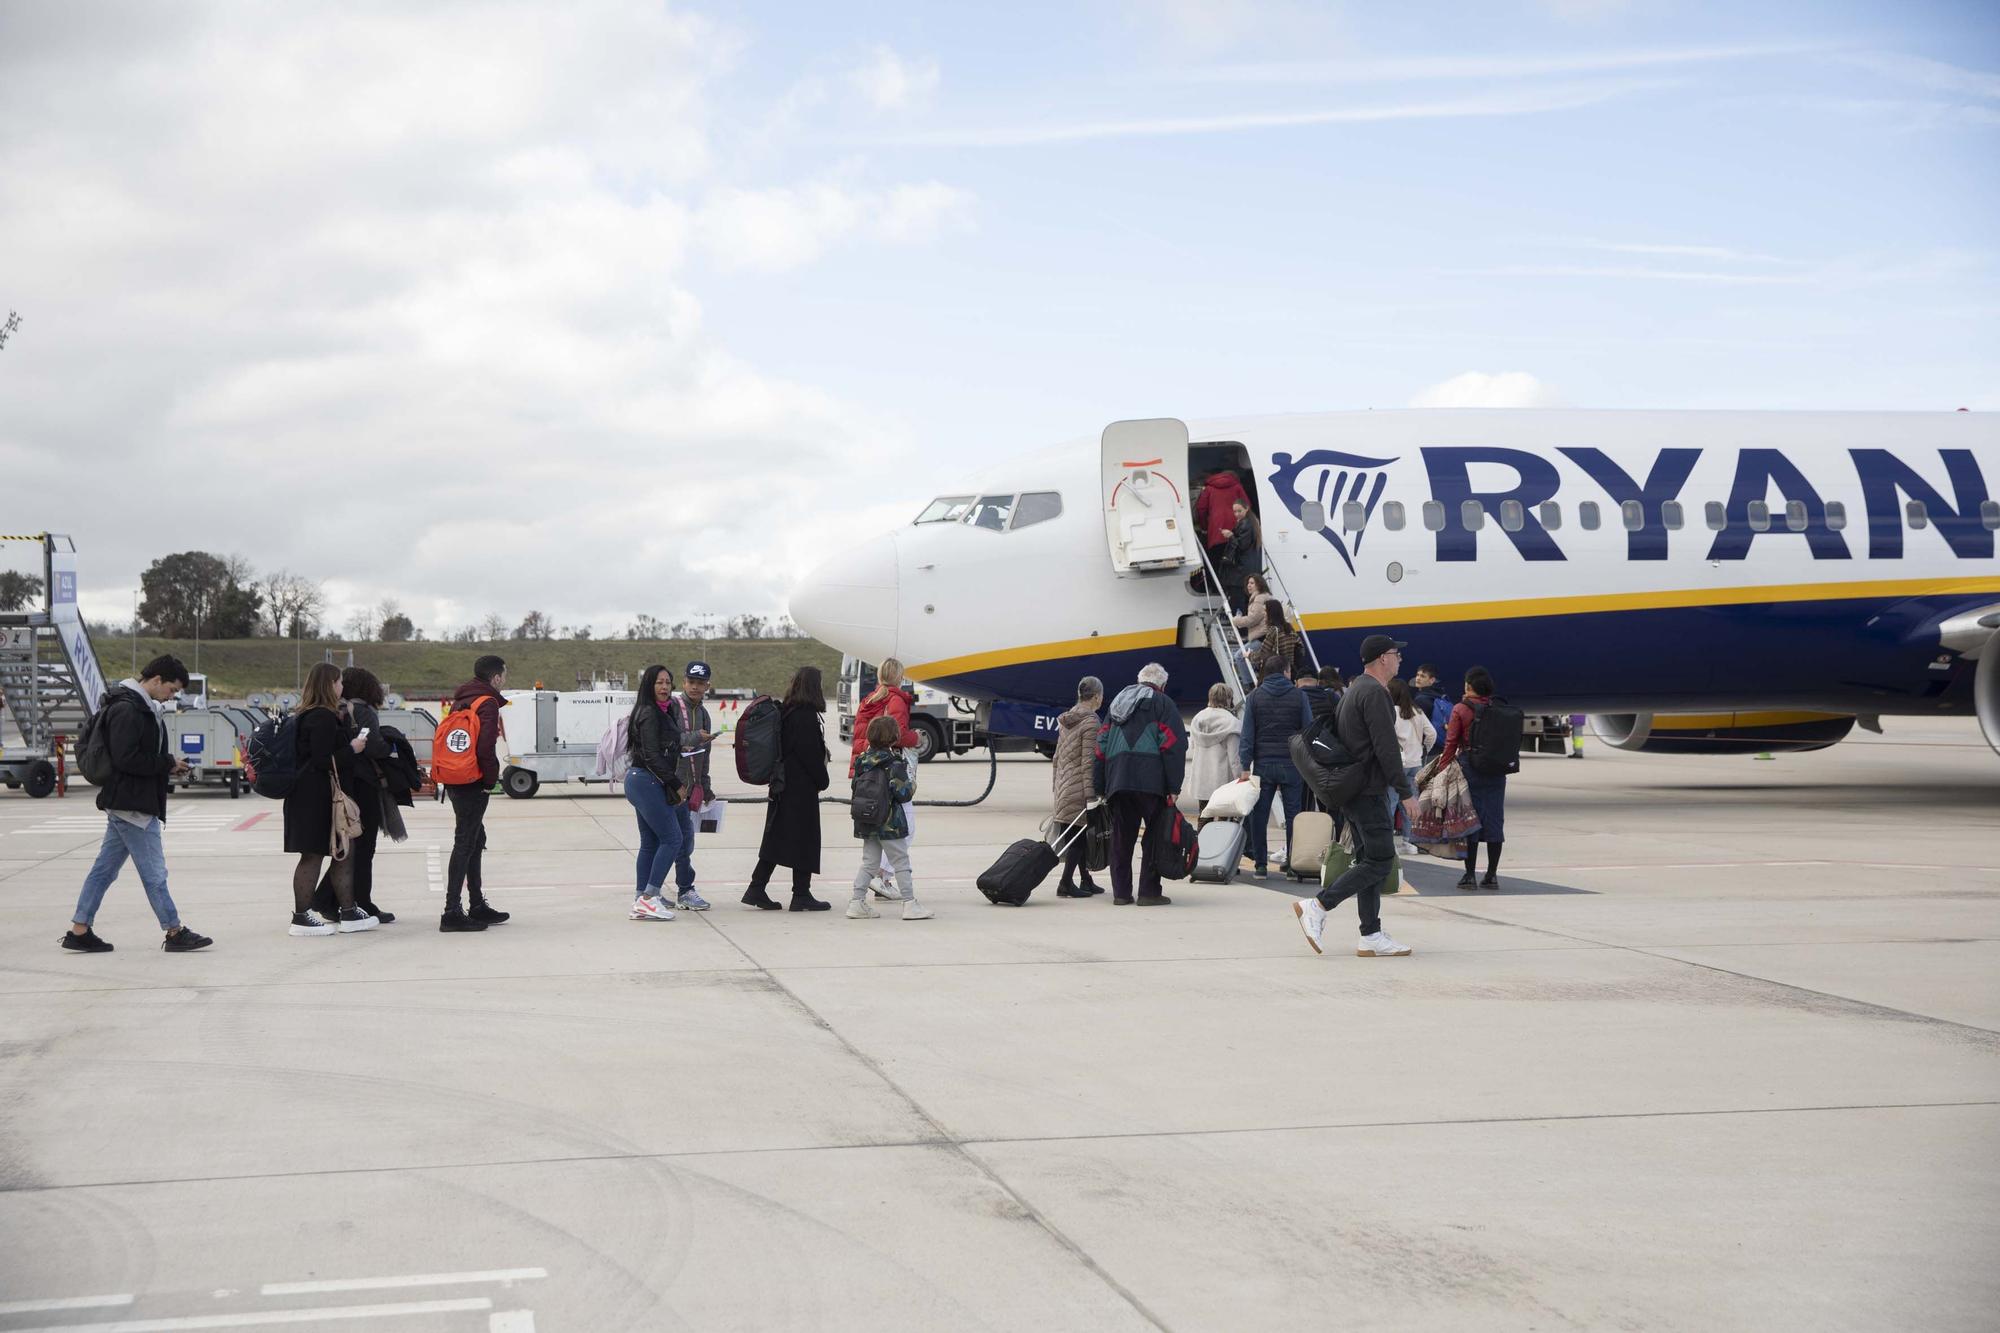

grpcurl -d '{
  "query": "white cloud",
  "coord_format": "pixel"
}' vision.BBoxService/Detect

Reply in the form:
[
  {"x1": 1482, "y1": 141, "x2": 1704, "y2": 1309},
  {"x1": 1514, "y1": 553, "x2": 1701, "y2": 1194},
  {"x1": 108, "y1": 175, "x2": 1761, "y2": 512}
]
[
  {"x1": 1409, "y1": 372, "x2": 1562, "y2": 409},
  {"x1": 0, "y1": 2, "x2": 969, "y2": 633},
  {"x1": 876, "y1": 77, "x2": 1677, "y2": 147},
  {"x1": 848, "y1": 45, "x2": 940, "y2": 111},
  {"x1": 695, "y1": 179, "x2": 972, "y2": 273}
]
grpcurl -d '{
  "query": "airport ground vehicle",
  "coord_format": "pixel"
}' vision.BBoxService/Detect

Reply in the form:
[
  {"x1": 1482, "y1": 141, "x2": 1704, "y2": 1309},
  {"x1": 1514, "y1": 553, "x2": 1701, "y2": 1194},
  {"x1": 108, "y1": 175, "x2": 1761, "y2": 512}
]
[
  {"x1": 166, "y1": 708, "x2": 247, "y2": 796},
  {"x1": 493, "y1": 686, "x2": 631, "y2": 798},
  {"x1": 792, "y1": 412, "x2": 2000, "y2": 763}
]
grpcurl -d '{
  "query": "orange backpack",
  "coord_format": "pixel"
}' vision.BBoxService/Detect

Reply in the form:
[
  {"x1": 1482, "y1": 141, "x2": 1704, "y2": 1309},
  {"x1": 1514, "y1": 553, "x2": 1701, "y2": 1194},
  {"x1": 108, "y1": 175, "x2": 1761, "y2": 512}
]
[{"x1": 432, "y1": 696, "x2": 503, "y2": 787}]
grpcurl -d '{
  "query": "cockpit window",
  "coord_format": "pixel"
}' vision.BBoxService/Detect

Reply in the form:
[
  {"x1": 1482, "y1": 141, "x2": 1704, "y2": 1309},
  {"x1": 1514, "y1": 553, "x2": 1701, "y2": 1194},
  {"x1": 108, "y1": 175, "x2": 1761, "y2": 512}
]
[
  {"x1": 964, "y1": 494, "x2": 1015, "y2": 530},
  {"x1": 1012, "y1": 492, "x2": 1063, "y2": 529},
  {"x1": 915, "y1": 495, "x2": 974, "y2": 524}
]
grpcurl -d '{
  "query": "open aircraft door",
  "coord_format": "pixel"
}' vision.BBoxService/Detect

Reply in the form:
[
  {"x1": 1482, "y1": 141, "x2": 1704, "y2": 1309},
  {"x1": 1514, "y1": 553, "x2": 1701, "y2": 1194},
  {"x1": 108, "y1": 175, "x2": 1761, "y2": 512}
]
[{"x1": 1102, "y1": 418, "x2": 1199, "y2": 575}]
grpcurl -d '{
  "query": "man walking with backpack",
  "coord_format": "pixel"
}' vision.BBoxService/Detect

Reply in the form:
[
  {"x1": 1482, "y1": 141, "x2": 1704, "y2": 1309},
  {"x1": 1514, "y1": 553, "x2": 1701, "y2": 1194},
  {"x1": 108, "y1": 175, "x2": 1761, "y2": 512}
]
[
  {"x1": 670, "y1": 661, "x2": 717, "y2": 912},
  {"x1": 62, "y1": 654, "x2": 212, "y2": 954},
  {"x1": 1293, "y1": 635, "x2": 1416, "y2": 957},
  {"x1": 1091, "y1": 662, "x2": 1186, "y2": 906},
  {"x1": 433, "y1": 655, "x2": 512, "y2": 933}
]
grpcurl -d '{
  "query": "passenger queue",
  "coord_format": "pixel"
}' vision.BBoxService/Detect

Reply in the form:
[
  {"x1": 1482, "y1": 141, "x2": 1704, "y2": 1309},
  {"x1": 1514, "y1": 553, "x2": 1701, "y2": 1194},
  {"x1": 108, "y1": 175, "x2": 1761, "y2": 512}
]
[{"x1": 57, "y1": 634, "x2": 1521, "y2": 961}]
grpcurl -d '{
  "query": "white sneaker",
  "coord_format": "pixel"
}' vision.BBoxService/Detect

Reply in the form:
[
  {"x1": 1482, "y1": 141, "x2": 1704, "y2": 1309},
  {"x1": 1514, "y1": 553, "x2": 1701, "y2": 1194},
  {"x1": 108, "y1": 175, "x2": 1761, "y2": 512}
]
[
  {"x1": 901, "y1": 901, "x2": 934, "y2": 921},
  {"x1": 868, "y1": 872, "x2": 899, "y2": 901},
  {"x1": 1395, "y1": 838, "x2": 1417, "y2": 857},
  {"x1": 1357, "y1": 931, "x2": 1412, "y2": 957},
  {"x1": 335, "y1": 906, "x2": 379, "y2": 934},
  {"x1": 629, "y1": 895, "x2": 676, "y2": 922},
  {"x1": 1292, "y1": 898, "x2": 1326, "y2": 954},
  {"x1": 288, "y1": 910, "x2": 335, "y2": 938},
  {"x1": 846, "y1": 899, "x2": 880, "y2": 919}
]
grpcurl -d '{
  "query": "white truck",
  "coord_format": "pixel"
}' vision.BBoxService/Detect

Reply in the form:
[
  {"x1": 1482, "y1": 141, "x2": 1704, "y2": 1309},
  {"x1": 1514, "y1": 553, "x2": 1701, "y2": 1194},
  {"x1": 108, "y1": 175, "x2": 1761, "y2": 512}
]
[{"x1": 493, "y1": 686, "x2": 636, "y2": 798}]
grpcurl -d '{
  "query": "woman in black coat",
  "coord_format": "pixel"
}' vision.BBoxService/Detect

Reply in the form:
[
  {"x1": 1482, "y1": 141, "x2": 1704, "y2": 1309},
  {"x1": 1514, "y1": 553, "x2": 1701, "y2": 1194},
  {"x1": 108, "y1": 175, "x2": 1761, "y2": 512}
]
[
  {"x1": 742, "y1": 665, "x2": 832, "y2": 912},
  {"x1": 312, "y1": 667, "x2": 396, "y2": 923},
  {"x1": 282, "y1": 662, "x2": 374, "y2": 936}
]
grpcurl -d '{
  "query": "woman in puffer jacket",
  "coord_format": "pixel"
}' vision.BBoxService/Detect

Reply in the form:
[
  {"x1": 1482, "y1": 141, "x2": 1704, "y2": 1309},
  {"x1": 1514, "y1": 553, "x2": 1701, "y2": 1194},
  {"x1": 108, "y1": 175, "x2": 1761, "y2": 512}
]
[
  {"x1": 1050, "y1": 676, "x2": 1104, "y2": 897},
  {"x1": 1185, "y1": 683, "x2": 1241, "y2": 819}
]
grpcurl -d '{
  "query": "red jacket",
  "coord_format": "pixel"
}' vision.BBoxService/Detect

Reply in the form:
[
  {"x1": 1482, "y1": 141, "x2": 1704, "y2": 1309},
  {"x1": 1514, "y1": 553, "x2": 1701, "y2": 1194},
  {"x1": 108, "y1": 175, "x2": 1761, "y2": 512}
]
[
  {"x1": 849, "y1": 687, "x2": 920, "y2": 774},
  {"x1": 1194, "y1": 472, "x2": 1251, "y2": 548},
  {"x1": 1437, "y1": 693, "x2": 1490, "y2": 768}
]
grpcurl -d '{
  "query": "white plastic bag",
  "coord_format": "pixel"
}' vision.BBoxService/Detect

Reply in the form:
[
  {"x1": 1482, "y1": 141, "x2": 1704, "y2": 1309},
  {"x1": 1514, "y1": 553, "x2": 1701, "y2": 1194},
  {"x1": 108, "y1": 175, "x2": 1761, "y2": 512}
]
[{"x1": 1201, "y1": 774, "x2": 1262, "y2": 820}]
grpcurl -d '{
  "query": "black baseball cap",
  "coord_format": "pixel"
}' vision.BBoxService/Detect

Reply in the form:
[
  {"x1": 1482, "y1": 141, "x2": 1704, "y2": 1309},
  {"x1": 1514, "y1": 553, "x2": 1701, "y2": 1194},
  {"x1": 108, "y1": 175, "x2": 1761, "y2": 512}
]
[
  {"x1": 686, "y1": 661, "x2": 712, "y2": 681},
  {"x1": 1358, "y1": 634, "x2": 1407, "y2": 665}
]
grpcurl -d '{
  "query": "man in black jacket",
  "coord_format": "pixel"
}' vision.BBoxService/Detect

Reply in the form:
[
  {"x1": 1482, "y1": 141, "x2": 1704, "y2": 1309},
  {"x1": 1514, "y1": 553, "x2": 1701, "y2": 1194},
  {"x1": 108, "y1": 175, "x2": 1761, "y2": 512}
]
[
  {"x1": 441, "y1": 654, "x2": 512, "y2": 932},
  {"x1": 1293, "y1": 634, "x2": 1415, "y2": 957},
  {"x1": 61, "y1": 655, "x2": 212, "y2": 953},
  {"x1": 1091, "y1": 662, "x2": 1186, "y2": 905}
]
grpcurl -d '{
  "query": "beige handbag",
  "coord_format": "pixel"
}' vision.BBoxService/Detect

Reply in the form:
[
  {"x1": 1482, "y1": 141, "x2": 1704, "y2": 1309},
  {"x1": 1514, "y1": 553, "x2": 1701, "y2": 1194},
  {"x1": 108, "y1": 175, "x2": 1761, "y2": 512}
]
[{"x1": 329, "y1": 768, "x2": 364, "y2": 861}]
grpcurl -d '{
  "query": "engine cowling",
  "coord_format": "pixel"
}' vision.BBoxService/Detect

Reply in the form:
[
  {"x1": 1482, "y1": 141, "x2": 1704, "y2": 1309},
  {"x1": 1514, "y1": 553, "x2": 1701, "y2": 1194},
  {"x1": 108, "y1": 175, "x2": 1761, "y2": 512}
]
[
  {"x1": 1589, "y1": 711, "x2": 1857, "y2": 755},
  {"x1": 1978, "y1": 636, "x2": 2000, "y2": 757}
]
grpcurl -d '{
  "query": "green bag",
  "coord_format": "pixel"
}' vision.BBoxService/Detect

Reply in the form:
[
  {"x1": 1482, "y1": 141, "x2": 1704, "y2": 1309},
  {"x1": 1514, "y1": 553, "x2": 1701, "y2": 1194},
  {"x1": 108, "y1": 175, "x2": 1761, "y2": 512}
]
[{"x1": 1322, "y1": 838, "x2": 1401, "y2": 895}]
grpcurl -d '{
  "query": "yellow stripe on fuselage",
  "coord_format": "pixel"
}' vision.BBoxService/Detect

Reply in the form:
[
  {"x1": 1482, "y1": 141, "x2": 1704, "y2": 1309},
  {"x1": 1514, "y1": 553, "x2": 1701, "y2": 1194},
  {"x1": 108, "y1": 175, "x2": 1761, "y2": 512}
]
[
  {"x1": 904, "y1": 575, "x2": 2000, "y2": 681},
  {"x1": 1648, "y1": 710, "x2": 1851, "y2": 731}
]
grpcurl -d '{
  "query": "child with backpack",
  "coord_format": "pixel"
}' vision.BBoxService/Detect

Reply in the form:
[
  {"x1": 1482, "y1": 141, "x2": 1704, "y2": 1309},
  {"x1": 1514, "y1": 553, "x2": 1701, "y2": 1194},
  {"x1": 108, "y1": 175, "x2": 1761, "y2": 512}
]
[{"x1": 846, "y1": 714, "x2": 931, "y2": 920}]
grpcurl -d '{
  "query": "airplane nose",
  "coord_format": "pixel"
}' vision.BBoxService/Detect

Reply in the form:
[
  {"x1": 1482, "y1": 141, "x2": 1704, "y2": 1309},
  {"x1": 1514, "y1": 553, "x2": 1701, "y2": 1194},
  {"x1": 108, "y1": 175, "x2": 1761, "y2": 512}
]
[{"x1": 790, "y1": 531, "x2": 900, "y2": 662}]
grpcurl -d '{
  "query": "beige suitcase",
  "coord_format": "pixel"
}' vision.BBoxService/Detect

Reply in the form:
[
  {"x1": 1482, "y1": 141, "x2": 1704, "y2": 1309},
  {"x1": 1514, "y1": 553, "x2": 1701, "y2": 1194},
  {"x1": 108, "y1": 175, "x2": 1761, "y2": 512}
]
[{"x1": 1286, "y1": 811, "x2": 1333, "y2": 880}]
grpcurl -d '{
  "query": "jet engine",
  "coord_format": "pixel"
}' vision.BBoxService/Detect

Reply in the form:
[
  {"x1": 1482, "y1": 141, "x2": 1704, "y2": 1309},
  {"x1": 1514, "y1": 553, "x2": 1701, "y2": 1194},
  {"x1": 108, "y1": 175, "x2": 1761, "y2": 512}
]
[
  {"x1": 1589, "y1": 711, "x2": 1857, "y2": 755},
  {"x1": 1977, "y1": 633, "x2": 2000, "y2": 757}
]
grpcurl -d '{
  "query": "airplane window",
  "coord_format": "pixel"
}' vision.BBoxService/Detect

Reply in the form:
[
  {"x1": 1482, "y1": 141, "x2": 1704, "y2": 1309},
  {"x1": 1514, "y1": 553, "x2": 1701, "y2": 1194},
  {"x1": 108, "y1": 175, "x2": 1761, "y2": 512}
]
[
  {"x1": 1499, "y1": 500, "x2": 1524, "y2": 532},
  {"x1": 1662, "y1": 501, "x2": 1684, "y2": 530},
  {"x1": 1982, "y1": 500, "x2": 2000, "y2": 531},
  {"x1": 1620, "y1": 499, "x2": 1644, "y2": 531},
  {"x1": 1382, "y1": 501, "x2": 1406, "y2": 531},
  {"x1": 1748, "y1": 501, "x2": 1770, "y2": 532},
  {"x1": 1342, "y1": 501, "x2": 1367, "y2": 532},
  {"x1": 964, "y1": 494, "x2": 1015, "y2": 531},
  {"x1": 916, "y1": 495, "x2": 974, "y2": 524},
  {"x1": 1826, "y1": 501, "x2": 1847, "y2": 531},
  {"x1": 1705, "y1": 501, "x2": 1726, "y2": 531},
  {"x1": 1785, "y1": 500, "x2": 1808, "y2": 532},
  {"x1": 1012, "y1": 492, "x2": 1063, "y2": 529},
  {"x1": 1460, "y1": 500, "x2": 1485, "y2": 531},
  {"x1": 1422, "y1": 501, "x2": 1445, "y2": 532},
  {"x1": 1906, "y1": 500, "x2": 1928, "y2": 530},
  {"x1": 1578, "y1": 501, "x2": 1600, "y2": 531},
  {"x1": 1539, "y1": 501, "x2": 1561, "y2": 531}
]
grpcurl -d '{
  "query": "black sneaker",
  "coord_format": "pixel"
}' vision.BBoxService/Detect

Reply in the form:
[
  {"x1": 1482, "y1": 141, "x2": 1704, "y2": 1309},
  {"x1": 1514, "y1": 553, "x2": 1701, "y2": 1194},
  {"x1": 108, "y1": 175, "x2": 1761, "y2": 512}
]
[
  {"x1": 1135, "y1": 894, "x2": 1173, "y2": 907},
  {"x1": 359, "y1": 902, "x2": 396, "y2": 924},
  {"x1": 1456, "y1": 872, "x2": 1478, "y2": 889},
  {"x1": 439, "y1": 910, "x2": 488, "y2": 933},
  {"x1": 163, "y1": 927, "x2": 213, "y2": 952},
  {"x1": 336, "y1": 906, "x2": 379, "y2": 934},
  {"x1": 61, "y1": 928, "x2": 113, "y2": 953},
  {"x1": 467, "y1": 902, "x2": 510, "y2": 925}
]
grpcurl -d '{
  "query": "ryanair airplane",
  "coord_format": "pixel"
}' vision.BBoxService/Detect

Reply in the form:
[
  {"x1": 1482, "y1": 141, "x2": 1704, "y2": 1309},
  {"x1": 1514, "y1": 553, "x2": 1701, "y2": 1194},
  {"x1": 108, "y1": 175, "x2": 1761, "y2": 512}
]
[{"x1": 789, "y1": 412, "x2": 2000, "y2": 758}]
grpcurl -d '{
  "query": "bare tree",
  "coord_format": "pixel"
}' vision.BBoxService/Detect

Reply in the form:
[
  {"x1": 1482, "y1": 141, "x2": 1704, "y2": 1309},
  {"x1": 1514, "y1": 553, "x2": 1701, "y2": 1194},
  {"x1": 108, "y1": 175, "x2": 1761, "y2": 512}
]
[
  {"x1": 260, "y1": 570, "x2": 325, "y2": 638},
  {"x1": 624, "y1": 614, "x2": 664, "y2": 640},
  {"x1": 480, "y1": 613, "x2": 510, "y2": 641},
  {"x1": 514, "y1": 610, "x2": 554, "y2": 641},
  {"x1": 344, "y1": 605, "x2": 378, "y2": 641}
]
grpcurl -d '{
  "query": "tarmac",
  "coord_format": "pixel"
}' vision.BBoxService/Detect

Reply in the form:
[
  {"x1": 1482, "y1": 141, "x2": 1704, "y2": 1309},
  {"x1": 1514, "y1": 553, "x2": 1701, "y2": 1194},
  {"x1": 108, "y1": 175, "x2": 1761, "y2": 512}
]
[{"x1": 1, "y1": 716, "x2": 1996, "y2": 1332}]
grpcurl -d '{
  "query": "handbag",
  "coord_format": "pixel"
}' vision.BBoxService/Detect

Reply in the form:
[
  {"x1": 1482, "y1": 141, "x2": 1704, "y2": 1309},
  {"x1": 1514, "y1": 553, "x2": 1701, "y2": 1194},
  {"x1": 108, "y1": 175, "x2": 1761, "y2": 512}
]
[
  {"x1": 1084, "y1": 801, "x2": 1112, "y2": 872},
  {"x1": 329, "y1": 768, "x2": 364, "y2": 861},
  {"x1": 1201, "y1": 775, "x2": 1262, "y2": 820}
]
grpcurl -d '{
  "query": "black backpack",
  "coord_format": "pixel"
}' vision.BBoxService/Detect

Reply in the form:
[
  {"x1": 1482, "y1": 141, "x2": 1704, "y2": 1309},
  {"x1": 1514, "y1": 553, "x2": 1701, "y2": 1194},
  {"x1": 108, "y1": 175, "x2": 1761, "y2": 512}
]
[
  {"x1": 734, "y1": 695, "x2": 783, "y2": 787},
  {"x1": 849, "y1": 758, "x2": 902, "y2": 831},
  {"x1": 1464, "y1": 697, "x2": 1525, "y2": 776},
  {"x1": 247, "y1": 713, "x2": 300, "y2": 799},
  {"x1": 76, "y1": 691, "x2": 128, "y2": 787}
]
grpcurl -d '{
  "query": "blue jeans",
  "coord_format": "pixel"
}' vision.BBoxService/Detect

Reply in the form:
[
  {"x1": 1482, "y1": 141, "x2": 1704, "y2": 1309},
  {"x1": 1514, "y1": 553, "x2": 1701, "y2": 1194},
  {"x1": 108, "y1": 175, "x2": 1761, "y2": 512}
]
[
  {"x1": 623, "y1": 770, "x2": 685, "y2": 896},
  {"x1": 1387, "y1": 766, "x2": 1418, "y2": 836},
  {"x1": 1246, "y1": 759, "x2": 1303, "y2": 871},
  {"x1": 73, "y1": 816, "x2": 181, "y2": 931},
  {"x1": 671, "y1": 802, "x2": 696, "y2": 893}
]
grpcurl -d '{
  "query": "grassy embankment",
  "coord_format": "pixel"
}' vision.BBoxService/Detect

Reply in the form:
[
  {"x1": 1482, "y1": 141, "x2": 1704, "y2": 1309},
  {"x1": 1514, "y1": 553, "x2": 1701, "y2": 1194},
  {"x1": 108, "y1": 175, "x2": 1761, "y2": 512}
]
[{"x1": 90, "y1": 636, "x2": 840, "y2": 700}]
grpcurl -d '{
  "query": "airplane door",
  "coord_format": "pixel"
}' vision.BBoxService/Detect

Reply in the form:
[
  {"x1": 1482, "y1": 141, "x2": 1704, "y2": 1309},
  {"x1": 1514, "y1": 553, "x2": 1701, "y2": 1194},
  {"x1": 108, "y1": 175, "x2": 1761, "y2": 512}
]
[{"x1": 1102, "y1": 418, "x2": 1199, "y2": 574}]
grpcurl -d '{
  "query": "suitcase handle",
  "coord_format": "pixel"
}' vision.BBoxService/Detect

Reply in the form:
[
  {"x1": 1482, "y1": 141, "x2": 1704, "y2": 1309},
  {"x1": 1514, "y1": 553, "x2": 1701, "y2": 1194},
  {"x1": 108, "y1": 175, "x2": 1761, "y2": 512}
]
[{"x1": 1045, "y1": 800, "x2": 1100, "y2": 856}]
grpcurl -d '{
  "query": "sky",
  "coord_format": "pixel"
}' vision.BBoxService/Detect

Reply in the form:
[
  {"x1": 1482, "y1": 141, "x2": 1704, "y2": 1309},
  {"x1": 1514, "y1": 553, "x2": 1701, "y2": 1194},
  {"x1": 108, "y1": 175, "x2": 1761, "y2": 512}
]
[{"x1": 1, "y1": 0, "x2": 1995, "y2": 637}]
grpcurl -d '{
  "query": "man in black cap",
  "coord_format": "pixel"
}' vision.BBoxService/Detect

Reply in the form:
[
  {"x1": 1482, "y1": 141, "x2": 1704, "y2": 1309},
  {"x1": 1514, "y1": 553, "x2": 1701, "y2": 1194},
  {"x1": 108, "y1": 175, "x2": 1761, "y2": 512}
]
[
  {"x1": 670, "y1": 661, "x2": 719, "y2": 911},
  {"x1": 1293, "y1": 633, "x2": 1416, "y2": 957}
]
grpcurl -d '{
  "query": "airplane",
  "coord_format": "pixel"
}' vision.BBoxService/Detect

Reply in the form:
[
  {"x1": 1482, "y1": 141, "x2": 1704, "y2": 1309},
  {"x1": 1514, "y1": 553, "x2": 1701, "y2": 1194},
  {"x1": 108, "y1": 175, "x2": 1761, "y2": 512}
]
[{"x1": 789, "y1": 412, "x2": 2000, "y2": 759}]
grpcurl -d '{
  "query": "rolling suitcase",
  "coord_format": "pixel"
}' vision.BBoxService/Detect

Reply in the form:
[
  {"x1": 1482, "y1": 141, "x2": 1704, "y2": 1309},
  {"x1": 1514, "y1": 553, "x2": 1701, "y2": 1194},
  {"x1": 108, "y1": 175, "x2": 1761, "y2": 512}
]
[
  {"x1": 978, "y1": 809, "x2": 1091, "y2": 907},
  {"x1": 1192, "y1": 818, "x2": 1246, "y2": 883},
  {"x1": 1286, "y1": 810, "x2": 1333, "y2": 880}
]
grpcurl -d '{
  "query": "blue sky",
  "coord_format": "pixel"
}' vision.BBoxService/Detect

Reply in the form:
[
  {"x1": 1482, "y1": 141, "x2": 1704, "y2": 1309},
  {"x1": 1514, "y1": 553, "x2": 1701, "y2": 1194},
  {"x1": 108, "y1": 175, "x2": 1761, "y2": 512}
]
[{"x1": 1, "y1": 0, "x2": 1994, "y2": 631}]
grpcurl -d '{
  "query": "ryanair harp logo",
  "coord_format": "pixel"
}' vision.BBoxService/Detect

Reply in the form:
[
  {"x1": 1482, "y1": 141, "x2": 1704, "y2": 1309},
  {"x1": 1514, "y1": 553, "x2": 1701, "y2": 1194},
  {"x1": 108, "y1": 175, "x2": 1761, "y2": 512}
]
[{"x1": 1269, "y1": 450, "x2": 1399, "y2": 575}]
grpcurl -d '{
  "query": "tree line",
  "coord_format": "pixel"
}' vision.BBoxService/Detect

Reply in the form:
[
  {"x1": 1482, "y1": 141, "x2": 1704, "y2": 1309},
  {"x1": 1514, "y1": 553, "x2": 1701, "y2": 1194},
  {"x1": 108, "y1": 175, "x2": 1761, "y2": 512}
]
[{"x1": 113, "y1": 550, "x2": 808, "y2": 643}]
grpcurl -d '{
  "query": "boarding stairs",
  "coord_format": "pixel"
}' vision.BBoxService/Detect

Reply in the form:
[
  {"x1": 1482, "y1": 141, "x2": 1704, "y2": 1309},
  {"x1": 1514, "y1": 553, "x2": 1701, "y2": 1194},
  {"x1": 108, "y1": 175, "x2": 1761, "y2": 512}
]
[
  {"x1": 1193, "y1": 543, "x2": 1258, "y2": 705},
  {"x1": 0, "y1": 534, "x2": 112, "y2": 762}
]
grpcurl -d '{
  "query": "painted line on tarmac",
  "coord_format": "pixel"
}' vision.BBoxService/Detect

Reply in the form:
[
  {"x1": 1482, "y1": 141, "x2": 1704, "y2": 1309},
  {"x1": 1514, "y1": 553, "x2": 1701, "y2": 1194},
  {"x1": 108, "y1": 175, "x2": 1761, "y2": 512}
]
[
  {"x1": 426, "y1": 844, "x2": 443, "y2": 893},
  {"x1": 0, "y1": 1294, "x2": 134, "y2": 1315},
  {"x1": 231, "y1": 813, "x2": 268, "y2": 831},
  {"x1": 262, "y1": 1267, "x2": 545, "y2": 1296},
  {"x1": 8, "y1": 1297, "x2": 492, "y2": 1332}
]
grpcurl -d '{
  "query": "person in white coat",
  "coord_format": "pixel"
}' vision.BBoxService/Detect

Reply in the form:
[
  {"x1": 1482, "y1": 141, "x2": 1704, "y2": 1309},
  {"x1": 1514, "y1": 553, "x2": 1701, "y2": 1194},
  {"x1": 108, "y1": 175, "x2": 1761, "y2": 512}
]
[
  {"x1": 1185, "y1": 683, "x2": 1240, "y2": 818},
  {"x1": 1387, "y1": 677, "x2": 1436, "y2": 855}
]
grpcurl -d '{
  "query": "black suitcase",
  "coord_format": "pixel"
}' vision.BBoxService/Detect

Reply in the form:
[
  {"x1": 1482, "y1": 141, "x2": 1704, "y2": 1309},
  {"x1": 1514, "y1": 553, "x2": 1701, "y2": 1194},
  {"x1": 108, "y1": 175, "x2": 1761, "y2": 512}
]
[{"x1": 978, "y1": 838, "x2": 1058, "y2": 906}]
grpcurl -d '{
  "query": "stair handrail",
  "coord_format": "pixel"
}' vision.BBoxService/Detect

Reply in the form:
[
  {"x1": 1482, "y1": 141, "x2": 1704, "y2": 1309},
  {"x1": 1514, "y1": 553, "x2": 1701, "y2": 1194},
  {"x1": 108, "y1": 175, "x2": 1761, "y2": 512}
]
[
  {"x1": 1256, "y1": 546, "x2": 1325, "y2": 674},
  {"x1": 1192, "y1": 542, "x2": 1257, "y2": 696}
]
